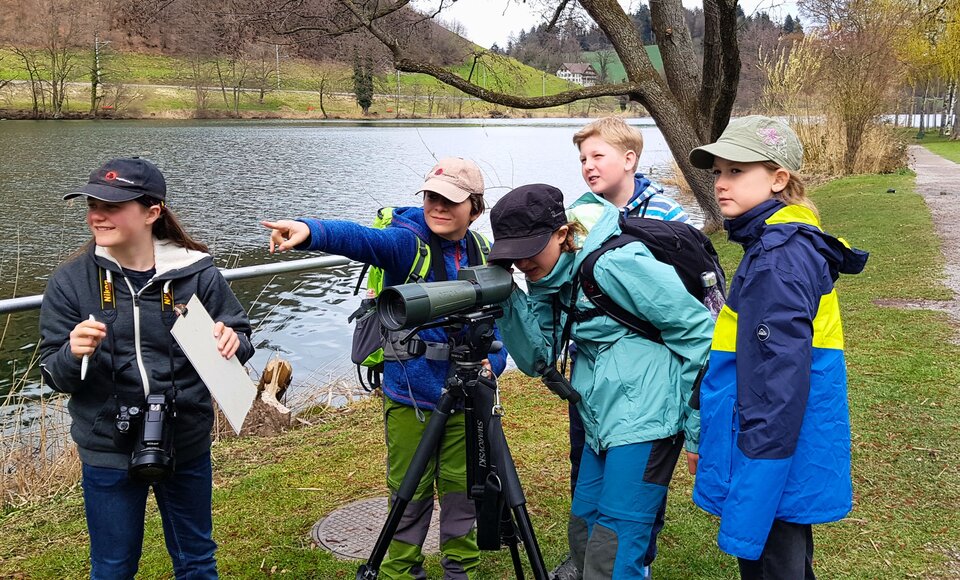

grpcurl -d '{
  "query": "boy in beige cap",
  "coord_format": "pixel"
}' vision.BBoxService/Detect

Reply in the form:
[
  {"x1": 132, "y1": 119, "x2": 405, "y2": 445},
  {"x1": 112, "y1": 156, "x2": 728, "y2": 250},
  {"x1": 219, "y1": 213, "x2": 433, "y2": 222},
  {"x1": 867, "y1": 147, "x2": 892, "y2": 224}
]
[{"x1": 263, "y1": 158, "x2": 507, "y2": 579}]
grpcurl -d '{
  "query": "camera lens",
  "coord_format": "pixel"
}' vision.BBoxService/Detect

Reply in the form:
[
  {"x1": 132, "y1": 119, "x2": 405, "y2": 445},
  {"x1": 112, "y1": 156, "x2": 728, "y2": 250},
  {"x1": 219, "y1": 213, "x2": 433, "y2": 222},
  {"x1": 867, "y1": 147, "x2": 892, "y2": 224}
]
[{"x1": 117, "y1": 420, "x2": 130, "y2": 432}]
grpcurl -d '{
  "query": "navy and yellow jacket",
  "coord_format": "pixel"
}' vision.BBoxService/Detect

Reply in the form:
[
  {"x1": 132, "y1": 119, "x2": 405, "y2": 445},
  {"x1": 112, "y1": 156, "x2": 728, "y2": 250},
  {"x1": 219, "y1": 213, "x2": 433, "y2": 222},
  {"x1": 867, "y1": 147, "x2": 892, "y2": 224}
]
[{"x1": 692, "y1": 199, "x2": 868, "y2": 560}]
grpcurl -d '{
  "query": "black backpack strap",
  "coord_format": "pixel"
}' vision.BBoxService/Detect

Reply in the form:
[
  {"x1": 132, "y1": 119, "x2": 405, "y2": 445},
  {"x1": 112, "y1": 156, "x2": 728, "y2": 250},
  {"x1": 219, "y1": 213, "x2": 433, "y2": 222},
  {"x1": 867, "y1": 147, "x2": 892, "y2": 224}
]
[
  {"x1": 426, "y1": 233, "x2": 448, "y2": 282},
  {"x1": 353, "y1": 264, "x2": 370, "y2": 295},
  {"x1": 466, "y1": 230, "x2": 490, "y2": 266},
  {"x1": 578, "y1": 235, "x2": 664, "y2": 344}
]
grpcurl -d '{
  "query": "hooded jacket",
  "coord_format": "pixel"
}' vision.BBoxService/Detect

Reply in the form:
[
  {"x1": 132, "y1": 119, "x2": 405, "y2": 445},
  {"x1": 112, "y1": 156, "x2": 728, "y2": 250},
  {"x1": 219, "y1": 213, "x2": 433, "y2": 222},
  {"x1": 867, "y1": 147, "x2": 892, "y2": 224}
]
[
  {"x1": 297, "y1": 207, "x2": 508, "y2": 410},
  {"x1": 498, "y1": 193, "x2": 713, "y2": 452},
  {"x1": 692, "y1": 199, "x2": 868, "y2": 560},
  {"x1": 39, "y1": 240, "x2": 255, "y2": 470}
]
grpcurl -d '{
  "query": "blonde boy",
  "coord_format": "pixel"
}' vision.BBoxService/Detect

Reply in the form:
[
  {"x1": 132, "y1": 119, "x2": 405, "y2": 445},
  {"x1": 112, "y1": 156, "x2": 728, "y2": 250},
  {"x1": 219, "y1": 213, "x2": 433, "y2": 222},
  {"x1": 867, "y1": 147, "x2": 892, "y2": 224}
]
[{"x1": 574, "y1": 116, "x2": 689, "y2": 221}]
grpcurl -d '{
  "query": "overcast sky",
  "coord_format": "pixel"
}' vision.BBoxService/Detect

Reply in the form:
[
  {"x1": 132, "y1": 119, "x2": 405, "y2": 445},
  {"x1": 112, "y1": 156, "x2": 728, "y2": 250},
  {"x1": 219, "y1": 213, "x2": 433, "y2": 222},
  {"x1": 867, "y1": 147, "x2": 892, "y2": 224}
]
[{"x1": 418, "y1": 0, "x2": 801, "y2": 49}]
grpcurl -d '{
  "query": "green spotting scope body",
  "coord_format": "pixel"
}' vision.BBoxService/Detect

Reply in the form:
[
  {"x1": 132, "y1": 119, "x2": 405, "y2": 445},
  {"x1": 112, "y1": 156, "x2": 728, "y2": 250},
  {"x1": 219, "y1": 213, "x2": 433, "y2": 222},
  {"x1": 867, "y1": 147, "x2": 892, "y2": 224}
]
[{"x1": 378, "y1": 265, "x2": 514, "y2": 331}]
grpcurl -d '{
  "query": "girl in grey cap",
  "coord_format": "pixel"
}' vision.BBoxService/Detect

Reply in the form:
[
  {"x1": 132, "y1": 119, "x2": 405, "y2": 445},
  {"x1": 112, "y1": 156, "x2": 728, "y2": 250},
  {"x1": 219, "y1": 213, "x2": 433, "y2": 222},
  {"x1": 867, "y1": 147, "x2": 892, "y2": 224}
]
[{"x1": 689, "y1": 117, "x2": 868, "y2": 579}]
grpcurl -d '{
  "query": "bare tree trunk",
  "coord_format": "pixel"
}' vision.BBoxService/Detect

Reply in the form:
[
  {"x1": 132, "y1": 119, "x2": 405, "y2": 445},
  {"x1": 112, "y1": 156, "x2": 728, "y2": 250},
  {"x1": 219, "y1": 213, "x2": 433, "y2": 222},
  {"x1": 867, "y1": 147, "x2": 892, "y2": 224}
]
[
  {"x1": 919, "y1": 84, "x2": 929, "y2": 138},
  {"x1": 952, "y1": 80, "x2": 960, "y2": 140},
  {"x1": 942, "y1": 81, "x2": 955, "y2": 137}
]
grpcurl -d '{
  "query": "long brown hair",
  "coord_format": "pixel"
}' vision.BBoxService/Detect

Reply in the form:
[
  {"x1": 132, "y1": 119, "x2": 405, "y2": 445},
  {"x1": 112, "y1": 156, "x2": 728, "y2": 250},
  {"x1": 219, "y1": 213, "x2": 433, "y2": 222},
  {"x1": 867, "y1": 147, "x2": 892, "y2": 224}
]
[{"x1": 134, "y1": 197, "x2": 209, "y2": 252}]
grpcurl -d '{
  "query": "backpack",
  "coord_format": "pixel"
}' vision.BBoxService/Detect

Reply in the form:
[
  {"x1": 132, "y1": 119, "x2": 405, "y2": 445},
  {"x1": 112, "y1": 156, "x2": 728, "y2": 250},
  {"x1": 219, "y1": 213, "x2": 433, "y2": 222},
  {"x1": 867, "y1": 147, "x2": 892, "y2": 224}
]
[
  {"x1": 561, "y1": 214, "x2": 725, "y2": 356},
  {"x1": 348, "y1": 207, "x2": 490, "y2": 390}
]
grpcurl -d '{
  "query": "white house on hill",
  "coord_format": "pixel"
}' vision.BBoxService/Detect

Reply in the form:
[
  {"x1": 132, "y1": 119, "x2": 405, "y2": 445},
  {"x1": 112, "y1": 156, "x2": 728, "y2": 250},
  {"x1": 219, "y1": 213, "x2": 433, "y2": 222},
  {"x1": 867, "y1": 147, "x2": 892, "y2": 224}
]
[{"x1": 556, "y1": 63, "x2": 598, "y2": 87}]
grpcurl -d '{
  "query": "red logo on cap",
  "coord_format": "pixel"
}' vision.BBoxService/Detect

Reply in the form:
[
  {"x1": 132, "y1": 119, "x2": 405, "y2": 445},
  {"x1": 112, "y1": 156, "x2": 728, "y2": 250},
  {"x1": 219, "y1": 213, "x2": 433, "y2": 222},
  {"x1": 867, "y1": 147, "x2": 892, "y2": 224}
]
[
  {"x1": 105, "y1": 171, "x2": 117, "y2": 181},
  {"x1": 435, "y1": 168, "x2": 444, "y2": 176}
]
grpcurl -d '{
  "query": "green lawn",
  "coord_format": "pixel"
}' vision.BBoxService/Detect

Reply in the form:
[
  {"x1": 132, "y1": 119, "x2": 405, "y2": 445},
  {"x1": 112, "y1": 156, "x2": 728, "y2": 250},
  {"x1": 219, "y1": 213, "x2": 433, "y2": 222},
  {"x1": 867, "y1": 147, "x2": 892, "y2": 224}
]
[
  {"x1": 1, "y1": 171, "x2": 957, "y2": 578},
  {"x1": 582, "y1": 46, "x2": 663, "y2": 83},
  {"x1": 914, "y1": 132, "x2": 960, "y2": 164}
]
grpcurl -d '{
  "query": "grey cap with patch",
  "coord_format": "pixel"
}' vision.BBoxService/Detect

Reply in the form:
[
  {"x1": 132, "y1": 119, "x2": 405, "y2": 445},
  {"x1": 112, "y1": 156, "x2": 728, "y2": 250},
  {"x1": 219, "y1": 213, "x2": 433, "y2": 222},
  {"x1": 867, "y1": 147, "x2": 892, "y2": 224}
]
[{"x1": 689, "y1": 116, "x2": 803, "y2": 172}]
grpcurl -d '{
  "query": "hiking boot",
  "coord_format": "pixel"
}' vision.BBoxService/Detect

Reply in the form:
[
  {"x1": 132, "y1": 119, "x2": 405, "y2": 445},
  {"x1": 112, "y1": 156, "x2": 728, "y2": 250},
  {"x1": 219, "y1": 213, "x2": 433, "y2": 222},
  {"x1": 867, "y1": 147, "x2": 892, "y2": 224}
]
[{"x1": 549, "y1": 553, "x2": 582, "y2": 580}]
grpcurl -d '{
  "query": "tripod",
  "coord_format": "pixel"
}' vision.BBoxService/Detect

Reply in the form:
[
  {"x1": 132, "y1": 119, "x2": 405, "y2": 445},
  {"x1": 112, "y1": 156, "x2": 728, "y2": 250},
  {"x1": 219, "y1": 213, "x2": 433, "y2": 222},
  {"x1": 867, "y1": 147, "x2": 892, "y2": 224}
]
[{"x1": 357, "y1": 307, "x2": 548, "y2": 580}]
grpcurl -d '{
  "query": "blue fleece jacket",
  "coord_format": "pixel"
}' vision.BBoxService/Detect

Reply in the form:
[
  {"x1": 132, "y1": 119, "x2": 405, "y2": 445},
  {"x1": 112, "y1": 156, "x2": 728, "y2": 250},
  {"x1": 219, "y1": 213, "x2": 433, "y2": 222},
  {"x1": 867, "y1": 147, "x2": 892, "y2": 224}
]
[{"x1": 296, "y1": 207, "x2": 507, "y2": 410}]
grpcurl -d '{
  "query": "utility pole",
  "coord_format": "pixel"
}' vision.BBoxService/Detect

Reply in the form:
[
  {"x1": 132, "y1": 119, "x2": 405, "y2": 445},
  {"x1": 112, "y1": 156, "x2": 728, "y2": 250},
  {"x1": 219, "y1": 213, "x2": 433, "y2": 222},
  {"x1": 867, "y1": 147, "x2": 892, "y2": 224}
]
[
  {"x1": 542, "y1": 72, "x2": 545, "y2": 97},
  {"x1": 275, "y1": 45, "x2": 281, "y2": 90},
  {"x1": 396, "y1": 69, "x2": 401, "y2": 117}
]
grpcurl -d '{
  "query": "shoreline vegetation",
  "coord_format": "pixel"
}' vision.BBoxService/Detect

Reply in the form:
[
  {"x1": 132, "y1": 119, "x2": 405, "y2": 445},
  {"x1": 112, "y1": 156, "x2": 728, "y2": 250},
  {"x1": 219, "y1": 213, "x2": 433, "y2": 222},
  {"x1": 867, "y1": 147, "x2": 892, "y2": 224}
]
[
  {"x1": 0, "y1": 49, "x2": 634, "y2": 121},
  {"x1": 2, "y1": 153, "x2": 959, "y2": 577}
]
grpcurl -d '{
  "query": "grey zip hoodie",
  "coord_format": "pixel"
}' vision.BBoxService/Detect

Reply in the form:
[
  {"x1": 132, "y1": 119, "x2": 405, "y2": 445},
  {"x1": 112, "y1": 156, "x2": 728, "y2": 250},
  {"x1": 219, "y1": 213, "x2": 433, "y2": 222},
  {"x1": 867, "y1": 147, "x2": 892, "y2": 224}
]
[{"x1": 39, "y1": 239, "x2": 254, "y2": 469}]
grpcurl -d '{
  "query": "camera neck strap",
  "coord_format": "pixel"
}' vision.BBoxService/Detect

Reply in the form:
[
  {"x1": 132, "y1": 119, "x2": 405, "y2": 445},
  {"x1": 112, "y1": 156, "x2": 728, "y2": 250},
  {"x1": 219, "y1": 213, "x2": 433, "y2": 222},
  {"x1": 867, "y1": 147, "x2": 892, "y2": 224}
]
[{"x1": 97, "y1": 267, "x2": 178, "y2": 406}]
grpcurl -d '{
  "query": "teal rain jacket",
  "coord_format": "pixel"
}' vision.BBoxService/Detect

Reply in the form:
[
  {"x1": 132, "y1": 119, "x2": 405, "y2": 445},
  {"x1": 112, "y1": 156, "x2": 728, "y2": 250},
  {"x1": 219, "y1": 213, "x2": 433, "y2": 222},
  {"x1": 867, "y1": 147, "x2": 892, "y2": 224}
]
[{"x1": 498, "y1": 192, "x2": 714, "y2": 452}]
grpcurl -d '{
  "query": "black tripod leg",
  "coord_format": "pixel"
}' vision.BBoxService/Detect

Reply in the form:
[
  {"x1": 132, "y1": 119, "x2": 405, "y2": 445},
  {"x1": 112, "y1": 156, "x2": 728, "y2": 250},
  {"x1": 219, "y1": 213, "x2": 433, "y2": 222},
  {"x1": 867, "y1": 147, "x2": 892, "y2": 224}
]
[
  {"x1": 488, "y1": 415, "x2": 549, "y2": 580},
  {"x1": 357, "y1": 391, "x2": 455, "y2": 580},
  {"x1": 498, "y1": 503, "x2": 527, "y2": 579}
]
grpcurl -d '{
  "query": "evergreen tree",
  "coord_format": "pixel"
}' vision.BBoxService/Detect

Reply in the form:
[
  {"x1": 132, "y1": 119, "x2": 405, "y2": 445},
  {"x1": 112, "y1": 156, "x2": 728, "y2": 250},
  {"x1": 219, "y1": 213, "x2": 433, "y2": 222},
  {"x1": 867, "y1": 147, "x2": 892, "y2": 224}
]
[
  {"x1": 783, "y1": 14, "x2": 795, "y2": 33},
  {"x1": 353, "y1": 53, "x2": 373, "y2": 115},
  {"x1": 631, "y1": 4, "x2": 655, "y2": 44}
]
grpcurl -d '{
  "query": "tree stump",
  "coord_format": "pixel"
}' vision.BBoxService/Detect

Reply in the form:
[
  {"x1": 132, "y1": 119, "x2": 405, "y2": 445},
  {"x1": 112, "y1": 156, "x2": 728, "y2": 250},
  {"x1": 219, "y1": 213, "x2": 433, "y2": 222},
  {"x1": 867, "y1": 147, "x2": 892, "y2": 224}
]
[{"x1": 216, "y1": 358, "x2": 295, "y2": 437}]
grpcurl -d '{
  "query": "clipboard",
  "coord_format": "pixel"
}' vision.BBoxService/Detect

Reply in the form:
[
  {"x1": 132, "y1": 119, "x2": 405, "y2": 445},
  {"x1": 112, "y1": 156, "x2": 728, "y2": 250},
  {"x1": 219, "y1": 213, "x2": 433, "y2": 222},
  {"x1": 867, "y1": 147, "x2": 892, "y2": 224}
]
[{"x1": 170, "y1": 295, "x2": 256, "y2": 435}]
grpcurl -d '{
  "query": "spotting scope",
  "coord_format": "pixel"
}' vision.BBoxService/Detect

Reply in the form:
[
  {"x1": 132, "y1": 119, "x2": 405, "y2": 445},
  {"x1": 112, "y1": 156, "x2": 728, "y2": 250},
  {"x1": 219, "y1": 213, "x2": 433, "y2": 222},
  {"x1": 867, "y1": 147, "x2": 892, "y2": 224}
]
[{"x1": 378, "y1": 265, "x2": 514, "y2": 331}]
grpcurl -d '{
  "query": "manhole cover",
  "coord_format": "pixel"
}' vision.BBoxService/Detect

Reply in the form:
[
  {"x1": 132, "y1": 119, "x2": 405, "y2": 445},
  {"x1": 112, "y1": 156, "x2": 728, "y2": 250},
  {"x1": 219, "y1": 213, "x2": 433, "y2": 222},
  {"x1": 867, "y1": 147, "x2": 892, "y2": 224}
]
[{"x1": 311, "y1": 497, "x2": 441, "y2": 560}]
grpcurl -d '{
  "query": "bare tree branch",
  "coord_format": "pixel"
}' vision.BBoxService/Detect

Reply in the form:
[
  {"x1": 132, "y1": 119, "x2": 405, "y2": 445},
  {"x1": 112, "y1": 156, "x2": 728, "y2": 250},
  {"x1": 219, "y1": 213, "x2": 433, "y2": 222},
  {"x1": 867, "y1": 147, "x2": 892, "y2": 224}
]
[{"x1": 545, "y1": 0, "x2": 572, "y2": 31}]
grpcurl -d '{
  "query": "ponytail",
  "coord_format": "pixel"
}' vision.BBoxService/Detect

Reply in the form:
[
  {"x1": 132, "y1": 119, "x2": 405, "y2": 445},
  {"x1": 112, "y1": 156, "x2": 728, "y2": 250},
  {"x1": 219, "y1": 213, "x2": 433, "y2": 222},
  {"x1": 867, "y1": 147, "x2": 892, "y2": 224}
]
[
  {"x1": 561, "y1": 221, "x2": 588, "y2": 253},
  {"x1": 135, "y1": 197, "x2": 209, "y2": 253}
]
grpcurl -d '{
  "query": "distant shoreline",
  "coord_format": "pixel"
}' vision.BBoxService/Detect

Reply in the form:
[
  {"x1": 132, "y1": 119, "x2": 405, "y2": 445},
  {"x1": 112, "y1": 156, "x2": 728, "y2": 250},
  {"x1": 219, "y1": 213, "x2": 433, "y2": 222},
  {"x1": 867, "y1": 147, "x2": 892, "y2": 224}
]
[{"x1": 0, "y1": 108, "x2": 639, "y2": 122}]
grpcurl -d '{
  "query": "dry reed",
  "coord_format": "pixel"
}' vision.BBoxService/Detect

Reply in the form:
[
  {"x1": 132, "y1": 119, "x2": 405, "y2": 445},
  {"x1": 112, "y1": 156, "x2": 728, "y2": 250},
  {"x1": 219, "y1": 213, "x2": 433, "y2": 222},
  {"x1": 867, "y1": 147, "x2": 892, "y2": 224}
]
[{"x1": 758, "y1": 33, "x2": 908, "y2": 176}]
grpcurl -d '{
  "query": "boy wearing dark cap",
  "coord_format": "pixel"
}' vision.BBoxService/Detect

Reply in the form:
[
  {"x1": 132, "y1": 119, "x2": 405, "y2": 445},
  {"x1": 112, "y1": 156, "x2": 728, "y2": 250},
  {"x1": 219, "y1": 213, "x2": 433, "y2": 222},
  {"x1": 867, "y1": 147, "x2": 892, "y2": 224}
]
[{"x1": 263, "y1": 158, "x2": 507, "y2": 579}]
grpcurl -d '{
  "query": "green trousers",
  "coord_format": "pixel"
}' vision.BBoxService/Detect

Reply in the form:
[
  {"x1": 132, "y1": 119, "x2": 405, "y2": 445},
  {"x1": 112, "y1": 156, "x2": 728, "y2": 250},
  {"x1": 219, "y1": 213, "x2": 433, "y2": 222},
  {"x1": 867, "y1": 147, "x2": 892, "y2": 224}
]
[{"x1": 381, "y1": 398, "x2": 479, "y2": 580}]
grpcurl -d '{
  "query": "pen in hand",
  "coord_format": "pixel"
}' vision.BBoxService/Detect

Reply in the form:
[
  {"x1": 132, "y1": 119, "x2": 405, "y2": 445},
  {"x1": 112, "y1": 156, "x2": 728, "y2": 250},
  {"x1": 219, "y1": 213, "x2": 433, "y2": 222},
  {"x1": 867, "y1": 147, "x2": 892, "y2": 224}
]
[{"x1": 80, "y1": 314, "x2": 95, "y2": 380}]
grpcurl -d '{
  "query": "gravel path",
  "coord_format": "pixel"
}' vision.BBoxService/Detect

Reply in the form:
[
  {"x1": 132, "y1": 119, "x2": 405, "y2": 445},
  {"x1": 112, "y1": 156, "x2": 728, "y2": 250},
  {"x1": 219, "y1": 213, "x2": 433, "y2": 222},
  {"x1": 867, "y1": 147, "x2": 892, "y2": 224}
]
[{"x1": 893, "y1": 145, "x2": 960, "y2": 326}]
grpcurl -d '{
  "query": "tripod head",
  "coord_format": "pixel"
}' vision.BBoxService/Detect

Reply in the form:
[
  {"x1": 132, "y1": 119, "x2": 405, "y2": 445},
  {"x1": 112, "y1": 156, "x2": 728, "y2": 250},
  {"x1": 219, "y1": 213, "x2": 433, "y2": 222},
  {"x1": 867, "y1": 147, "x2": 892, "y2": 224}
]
[{"x1": 396, "y1": 304, "x2": 503, "y2": 365}]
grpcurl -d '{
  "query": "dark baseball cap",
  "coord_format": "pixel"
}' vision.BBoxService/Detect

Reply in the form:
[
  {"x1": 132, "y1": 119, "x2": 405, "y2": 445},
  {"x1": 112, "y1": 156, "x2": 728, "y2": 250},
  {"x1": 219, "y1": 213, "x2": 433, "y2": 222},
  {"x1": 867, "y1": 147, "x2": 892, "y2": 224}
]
[
  {"x1": 64, "y1": 157, "x2": 166, "y2": 203},
  {"x1": 488, "y1": 184, "x2": 567, "y2": 262}
]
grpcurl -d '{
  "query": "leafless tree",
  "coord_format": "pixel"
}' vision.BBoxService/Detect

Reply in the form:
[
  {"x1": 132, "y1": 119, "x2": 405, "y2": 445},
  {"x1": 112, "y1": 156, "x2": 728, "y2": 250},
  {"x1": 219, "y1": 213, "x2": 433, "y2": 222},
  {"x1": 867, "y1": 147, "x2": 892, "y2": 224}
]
[
  {"x1": 312, "y1": 61, "x2": 344, "y2": 118},
  {"x1": 592, "y1": 47, "x2": 616, "y2": 83},
  {"x1": 249, "y1": 0, "x2": 740, "y2": 229}
]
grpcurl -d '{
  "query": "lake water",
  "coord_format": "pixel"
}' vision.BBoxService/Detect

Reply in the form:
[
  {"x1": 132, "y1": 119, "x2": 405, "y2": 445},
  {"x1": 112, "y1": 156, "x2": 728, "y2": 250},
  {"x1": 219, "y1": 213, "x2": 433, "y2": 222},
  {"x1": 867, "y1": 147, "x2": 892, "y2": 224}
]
[{"x1": 0, "y1": 118, "x2": 696, "y2": 420}]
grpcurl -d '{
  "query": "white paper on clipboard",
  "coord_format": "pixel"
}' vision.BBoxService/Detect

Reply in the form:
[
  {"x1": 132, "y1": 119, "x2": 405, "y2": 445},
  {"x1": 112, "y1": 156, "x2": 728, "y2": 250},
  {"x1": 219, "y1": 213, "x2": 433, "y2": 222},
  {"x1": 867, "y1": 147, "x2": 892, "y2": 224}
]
[{"x1": 170, "y1": 295, "x2": 256, "y2": 435}]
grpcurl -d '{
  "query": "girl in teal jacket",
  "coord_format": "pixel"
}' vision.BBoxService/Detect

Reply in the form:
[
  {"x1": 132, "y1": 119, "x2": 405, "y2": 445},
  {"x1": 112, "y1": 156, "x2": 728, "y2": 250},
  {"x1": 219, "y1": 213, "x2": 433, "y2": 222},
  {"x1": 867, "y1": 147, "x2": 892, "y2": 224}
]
[{"x1": 487, "y1": 183, "x2": 713, "y2": 579}]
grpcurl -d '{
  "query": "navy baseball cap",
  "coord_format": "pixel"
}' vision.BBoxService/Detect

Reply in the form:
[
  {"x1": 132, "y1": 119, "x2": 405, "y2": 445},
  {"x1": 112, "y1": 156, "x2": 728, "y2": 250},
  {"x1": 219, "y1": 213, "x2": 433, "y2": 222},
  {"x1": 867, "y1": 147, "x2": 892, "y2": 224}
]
[
  {"x1": 488, "y1": 184, "x2": 567, "y2": 262},
  {"x1": 64, "y1": 157, "x2": 166, "y2": 203}
]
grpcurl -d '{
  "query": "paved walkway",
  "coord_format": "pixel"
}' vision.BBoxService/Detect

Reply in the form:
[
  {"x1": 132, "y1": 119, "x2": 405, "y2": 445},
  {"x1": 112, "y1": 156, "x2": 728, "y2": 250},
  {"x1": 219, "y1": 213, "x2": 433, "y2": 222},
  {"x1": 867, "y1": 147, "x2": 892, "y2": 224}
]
[{"x1": 906, "y1": 145, "x2": 960, "y2": 324}]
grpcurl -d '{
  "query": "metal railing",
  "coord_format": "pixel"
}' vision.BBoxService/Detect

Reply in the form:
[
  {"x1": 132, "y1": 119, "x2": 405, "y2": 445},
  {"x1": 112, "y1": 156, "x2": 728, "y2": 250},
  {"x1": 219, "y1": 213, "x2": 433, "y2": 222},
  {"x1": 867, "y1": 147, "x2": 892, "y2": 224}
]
[{"x1": 0, "y1": 255, "x2": 354, "y2": 315}]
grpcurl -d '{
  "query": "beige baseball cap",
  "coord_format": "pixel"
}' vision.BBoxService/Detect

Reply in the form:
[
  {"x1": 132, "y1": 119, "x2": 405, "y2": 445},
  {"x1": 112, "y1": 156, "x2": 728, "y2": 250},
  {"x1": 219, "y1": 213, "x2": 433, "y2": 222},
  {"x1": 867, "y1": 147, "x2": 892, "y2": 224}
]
[{"x1": 418, "y1": 157, "x2": 484, "y2": 203}]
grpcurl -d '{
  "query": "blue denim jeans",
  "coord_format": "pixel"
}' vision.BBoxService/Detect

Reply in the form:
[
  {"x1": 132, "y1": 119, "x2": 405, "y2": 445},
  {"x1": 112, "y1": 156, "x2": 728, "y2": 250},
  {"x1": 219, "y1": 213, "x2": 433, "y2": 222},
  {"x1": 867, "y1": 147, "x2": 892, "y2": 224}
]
[{"x1": 81, "y1": 451, "x2": 218, "y2": 580}]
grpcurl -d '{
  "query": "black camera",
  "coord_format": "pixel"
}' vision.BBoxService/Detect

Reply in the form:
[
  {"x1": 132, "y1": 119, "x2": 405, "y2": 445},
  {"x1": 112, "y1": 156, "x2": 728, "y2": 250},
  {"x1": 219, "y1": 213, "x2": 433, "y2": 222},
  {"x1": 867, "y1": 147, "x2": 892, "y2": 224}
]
[
  {"x1": 114, "y1": 403, "x2": 142, "y2": 449},
  {"x1": 128, "y1": 393, "x2": 176, "y2": 484}
]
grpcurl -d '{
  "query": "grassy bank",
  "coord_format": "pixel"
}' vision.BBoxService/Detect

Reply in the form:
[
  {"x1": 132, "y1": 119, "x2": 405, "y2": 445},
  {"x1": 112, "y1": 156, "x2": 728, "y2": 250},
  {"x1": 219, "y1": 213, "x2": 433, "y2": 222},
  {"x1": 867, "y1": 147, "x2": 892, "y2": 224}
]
[
  {"x1": 0, "y1": 48, "x2": 625, "y2": 119},
  {"x1": 914, "y1": 132, "x2": 960, "y2": 164},
  {"x1": 2, "y1": 170, "x2": 958, "y2": 578}
]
